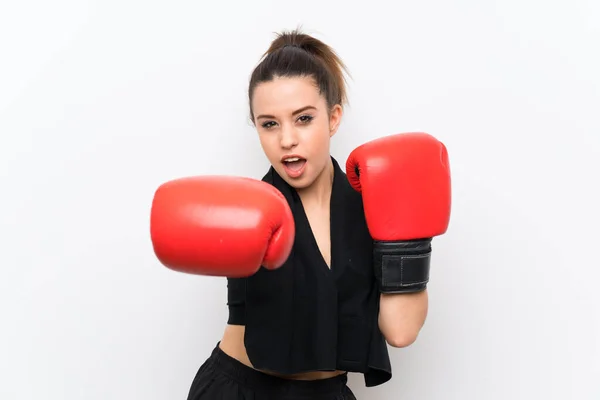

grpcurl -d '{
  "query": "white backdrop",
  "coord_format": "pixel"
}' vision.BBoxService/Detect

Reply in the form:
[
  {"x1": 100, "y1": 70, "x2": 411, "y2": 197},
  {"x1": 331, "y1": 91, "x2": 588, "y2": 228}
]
[{"x1": 1, "y1": 0, "x2": 599, "y2": 399}]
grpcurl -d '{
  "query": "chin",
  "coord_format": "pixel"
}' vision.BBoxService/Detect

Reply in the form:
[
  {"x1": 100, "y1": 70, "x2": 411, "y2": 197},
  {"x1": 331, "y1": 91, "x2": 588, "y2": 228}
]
[
  {"x1": 285, "y1": 176, "x2": 313, "y2": 190},
  {"x1": 285, "y1": 172, "x2": 317, "y2": 191}
]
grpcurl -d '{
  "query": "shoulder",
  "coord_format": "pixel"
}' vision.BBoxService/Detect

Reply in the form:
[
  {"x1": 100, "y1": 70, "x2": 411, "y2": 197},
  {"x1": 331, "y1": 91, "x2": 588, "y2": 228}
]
[
  {"x1": 332, "y1": 157, "x2": 367, "y2": 219},
  {"x1": 260, "y1": 167, "x2": 275, "y2": 184}
]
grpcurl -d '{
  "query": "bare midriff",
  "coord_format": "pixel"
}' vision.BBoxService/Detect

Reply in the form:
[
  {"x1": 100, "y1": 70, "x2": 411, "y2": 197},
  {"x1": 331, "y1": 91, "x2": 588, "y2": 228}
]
[{"x1": 219, "y1": 324, "x2": 346, "y2": 380}]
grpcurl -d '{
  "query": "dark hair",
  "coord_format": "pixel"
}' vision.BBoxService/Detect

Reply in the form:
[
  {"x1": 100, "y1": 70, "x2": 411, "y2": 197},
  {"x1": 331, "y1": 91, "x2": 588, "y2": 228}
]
[{"x1": 248, "y1": 27, "x2": 349, "y2": 122}]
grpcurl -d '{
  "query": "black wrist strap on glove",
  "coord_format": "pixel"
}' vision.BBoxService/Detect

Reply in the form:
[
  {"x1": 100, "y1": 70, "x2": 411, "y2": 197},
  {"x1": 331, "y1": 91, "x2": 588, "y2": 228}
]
[{"x1": 373, "y1": 238, "x2": 432, "y2": 294}]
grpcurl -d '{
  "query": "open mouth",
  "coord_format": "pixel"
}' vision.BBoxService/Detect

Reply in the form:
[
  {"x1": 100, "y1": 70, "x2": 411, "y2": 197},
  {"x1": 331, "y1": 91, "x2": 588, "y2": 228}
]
[
  {"x1": 283, "y1": 157, "x2": 306, "y2": 171},
  {"x1": 282, "y1": 156, "x2": 307, "y2": 178}
]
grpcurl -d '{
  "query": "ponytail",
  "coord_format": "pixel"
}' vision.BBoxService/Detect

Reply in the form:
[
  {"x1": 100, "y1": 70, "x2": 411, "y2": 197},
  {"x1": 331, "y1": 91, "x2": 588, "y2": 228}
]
[{"x1": 248, "y1": 28, "x2": 349, "y2": 121}]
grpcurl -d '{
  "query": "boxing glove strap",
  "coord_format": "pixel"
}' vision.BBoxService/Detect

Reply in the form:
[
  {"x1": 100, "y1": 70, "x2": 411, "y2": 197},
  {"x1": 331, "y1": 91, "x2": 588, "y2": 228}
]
[{"x1": 373, "y1": 238, "x2": 432, "y2": 294}]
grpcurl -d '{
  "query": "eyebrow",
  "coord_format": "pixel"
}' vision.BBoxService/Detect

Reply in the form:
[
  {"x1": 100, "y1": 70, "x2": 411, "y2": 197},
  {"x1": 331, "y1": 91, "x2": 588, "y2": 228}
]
[{"x1": 256, "y1": 105, "x2": 317, "y2": 120}]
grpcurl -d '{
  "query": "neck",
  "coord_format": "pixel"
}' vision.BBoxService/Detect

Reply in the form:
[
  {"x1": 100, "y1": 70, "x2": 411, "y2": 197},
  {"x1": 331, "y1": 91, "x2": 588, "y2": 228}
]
[{"x1": 297, "y1": 157, "x2": 334, "y2": 208}]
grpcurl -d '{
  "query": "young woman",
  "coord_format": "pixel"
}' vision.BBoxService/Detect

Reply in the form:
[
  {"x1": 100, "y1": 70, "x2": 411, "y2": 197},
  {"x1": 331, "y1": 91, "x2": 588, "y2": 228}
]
[{"x1": 151, "y1": 27, "x2": 449, "y2": 399}]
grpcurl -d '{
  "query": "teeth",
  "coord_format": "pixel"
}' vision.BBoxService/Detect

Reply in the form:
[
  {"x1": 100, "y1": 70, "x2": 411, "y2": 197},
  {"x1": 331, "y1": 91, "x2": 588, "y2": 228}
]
[{"x1": 284, "y1": 157, "x2": 300, "y2": 162}]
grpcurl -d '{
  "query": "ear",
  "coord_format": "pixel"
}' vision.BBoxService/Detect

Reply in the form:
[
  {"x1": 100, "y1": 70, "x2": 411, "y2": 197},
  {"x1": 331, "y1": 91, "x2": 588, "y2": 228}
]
[{"x1": 328, "y1": 104, "x2": 343, "y2": 137}]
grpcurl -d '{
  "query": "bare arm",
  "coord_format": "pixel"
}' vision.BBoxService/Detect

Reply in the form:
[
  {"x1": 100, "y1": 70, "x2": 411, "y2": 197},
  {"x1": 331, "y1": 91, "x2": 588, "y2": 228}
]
[{"x1": 378, "y1": 289, "x2": 428, "y2": 348}]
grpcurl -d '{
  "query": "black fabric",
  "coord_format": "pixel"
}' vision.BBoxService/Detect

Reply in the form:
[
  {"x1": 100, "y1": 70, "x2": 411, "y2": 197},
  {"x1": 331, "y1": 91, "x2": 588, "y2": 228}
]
[
  {"x1": 226, "y1": 157, "x2": 392, "y2": 387},
  {"x1": 227, "y1": 277, "x2": 246, "y2": 325},
  {"x1": 187, "y1": 342, "x2": 357, "y2": 400}
]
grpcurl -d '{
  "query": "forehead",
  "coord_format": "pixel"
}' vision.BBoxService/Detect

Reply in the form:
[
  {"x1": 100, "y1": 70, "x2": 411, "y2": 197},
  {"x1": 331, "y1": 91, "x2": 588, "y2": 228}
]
[{"x1": 252, "y1": 76, "x2": 325, "y2": 115}]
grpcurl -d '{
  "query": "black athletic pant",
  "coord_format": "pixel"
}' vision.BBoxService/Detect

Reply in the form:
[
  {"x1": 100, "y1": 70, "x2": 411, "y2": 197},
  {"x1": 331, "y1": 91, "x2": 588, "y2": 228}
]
[{"x1": 187, "y1": 343, "x2": 357, "y2": 399}]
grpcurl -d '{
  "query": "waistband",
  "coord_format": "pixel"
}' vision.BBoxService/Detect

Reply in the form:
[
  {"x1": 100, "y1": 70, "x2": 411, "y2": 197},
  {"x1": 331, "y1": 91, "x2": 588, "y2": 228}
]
[{"x1": 208, "y1": 342, "x2": 348, "y2": 396}]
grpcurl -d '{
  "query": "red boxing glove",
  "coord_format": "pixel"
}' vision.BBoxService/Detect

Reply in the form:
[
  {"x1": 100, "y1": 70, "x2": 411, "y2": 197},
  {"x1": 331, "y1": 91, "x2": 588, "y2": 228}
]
[
  {"x1": 346, "y1": 132, "x2": 451, "y2": 293},
  {"x1": 150, "y1": 176, "x2": 295, "y2": 278}
]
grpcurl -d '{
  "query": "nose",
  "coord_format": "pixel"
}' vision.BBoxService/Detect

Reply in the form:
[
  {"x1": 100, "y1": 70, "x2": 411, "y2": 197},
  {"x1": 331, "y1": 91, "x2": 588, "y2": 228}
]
[{"x1": 279, "y1": 124, "x2": 298, "y2": 149}]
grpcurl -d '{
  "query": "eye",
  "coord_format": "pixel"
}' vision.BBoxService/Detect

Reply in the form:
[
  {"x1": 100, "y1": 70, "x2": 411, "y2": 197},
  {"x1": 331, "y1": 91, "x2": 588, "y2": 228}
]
[
  {"x1": 261, "y1": 121, "x2": 277, "y2": 129},
  {"x1": 297, "y1": 115, "x2": 314, "y2": 124}
]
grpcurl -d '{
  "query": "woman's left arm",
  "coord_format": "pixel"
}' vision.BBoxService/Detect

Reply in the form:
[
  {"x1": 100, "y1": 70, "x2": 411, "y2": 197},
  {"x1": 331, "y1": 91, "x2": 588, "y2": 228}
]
[{"x1": 378, "y1": 290, "x2": 429, "y2": 348}]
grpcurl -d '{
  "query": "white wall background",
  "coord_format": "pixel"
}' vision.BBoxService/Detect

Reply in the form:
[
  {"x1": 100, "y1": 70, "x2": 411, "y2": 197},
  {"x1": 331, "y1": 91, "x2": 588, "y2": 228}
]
[{"x1": 1, "y1": 0, "x2": 599, "y2": 399}]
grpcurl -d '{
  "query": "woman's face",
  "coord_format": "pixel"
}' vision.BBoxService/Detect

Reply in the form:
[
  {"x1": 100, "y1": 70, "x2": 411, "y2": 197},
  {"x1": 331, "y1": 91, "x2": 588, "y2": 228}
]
[{"x1": 251, "y1": 76, "x2": 342, "y2": 190}]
